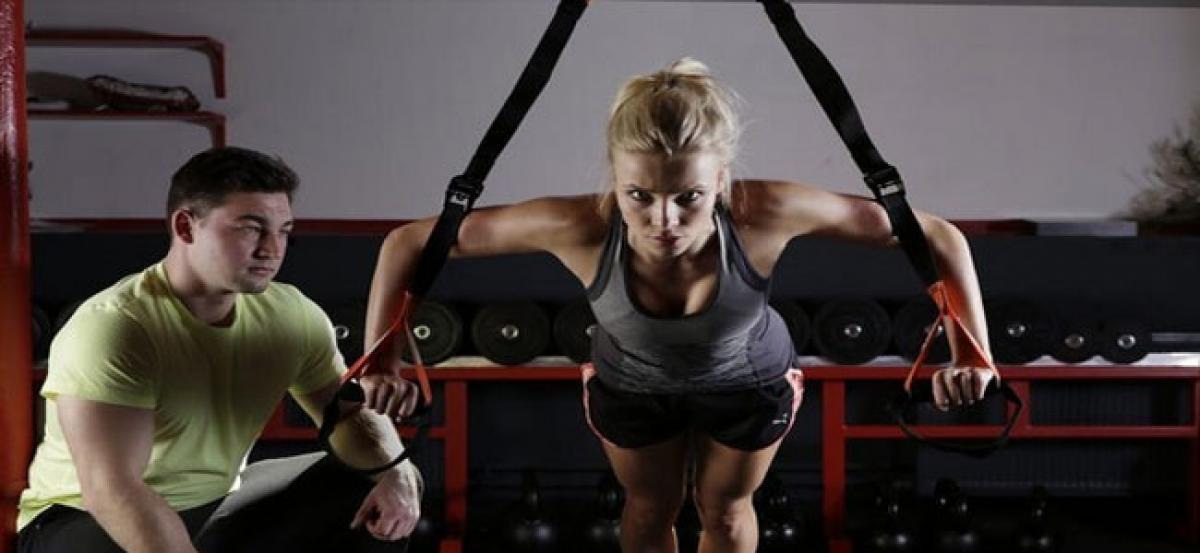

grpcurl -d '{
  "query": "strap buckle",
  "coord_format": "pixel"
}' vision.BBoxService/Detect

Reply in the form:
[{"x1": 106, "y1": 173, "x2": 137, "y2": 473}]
[
  {"x1": 864, "y1": 165, "x2": 905, "y2": 199},
  {"x1": 446, "y1": 175, "x2": 483, "y2": 209}
]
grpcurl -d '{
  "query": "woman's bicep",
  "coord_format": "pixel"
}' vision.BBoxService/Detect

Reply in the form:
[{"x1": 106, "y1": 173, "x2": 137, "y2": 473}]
[{"x1": 455, "y1": 197, "x2": 597, "y2": 257}]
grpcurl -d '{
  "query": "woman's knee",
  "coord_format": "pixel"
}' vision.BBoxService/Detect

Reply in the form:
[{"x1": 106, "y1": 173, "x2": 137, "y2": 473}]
[
  {"x1": 622, "y1": 491, "x2": 687, "y2": 529},
  {"x1": 693, "y1": 493, "x2": 756, "y2": 537}
]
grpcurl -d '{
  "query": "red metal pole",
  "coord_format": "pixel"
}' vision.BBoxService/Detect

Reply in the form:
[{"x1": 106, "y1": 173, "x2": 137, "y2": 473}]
[{"x1": 0, "y1": 0, "x2": 32, "y2": 550}]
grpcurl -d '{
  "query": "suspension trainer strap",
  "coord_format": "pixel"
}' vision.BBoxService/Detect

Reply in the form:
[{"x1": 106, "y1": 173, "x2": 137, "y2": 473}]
[
  {"x1": 319, "y1": 0, "x2": 589, "y2": 475},
  {"x1": 411, "y1": 0, "x2": 589, "y2": 298},
  {"x1": 758, "y1": 0, "x2": 1015, "y2": 456}
]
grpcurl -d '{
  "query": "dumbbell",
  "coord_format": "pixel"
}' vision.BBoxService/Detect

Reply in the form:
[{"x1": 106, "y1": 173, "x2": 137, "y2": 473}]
[
  {"x1": 471, "y1": 302, "x2": 551, "y2": 365},
  {"x1": 771, "y1": 300, "x2": 812, "y2": 355},
  {"x1": 986, "y1": 299, "x2": 1054, "y2": 364},
  {"x1": 403, "y1": 299, "x2": 464, "y2": 365},
  {"x1": 552, "y1": 299, "x2": 596, "y2": 364},
  {"x1": 326, "y1": 303, "x2": 366, "y2": 363},
  {"x1": 812, "y1": 299, "x2": 891, "y2": 365},
  {"x1": 893, "y1": 296, "x2": 950, "y2": 364},
  {"x1": 1098, "y1": 320, "x2": 1149, "y2": 364},
  {"x1": 1048, "y1": 318, "x2": 1099, "y2": 364}
]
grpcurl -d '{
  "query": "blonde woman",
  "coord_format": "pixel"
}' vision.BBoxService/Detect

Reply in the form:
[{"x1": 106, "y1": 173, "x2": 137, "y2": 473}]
[{"x1": 363, "y1": 58, "x2": 995, "y2": 552}]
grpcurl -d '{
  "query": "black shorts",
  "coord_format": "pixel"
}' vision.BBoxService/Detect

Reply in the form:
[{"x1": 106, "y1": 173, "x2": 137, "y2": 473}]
[{"x1": 581, "y1": 365, "x2": 803, "y2": 451}]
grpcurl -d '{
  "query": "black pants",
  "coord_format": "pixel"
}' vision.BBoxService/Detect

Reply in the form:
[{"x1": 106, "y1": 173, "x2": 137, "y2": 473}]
[{"x1": 17, "y1": 452, "x2": 409, "y2": 553}]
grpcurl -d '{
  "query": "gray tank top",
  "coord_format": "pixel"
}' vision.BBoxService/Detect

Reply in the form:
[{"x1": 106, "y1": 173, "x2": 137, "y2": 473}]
[{"x1": 586, "y1": 205, "x2": 796, "y2": 394}]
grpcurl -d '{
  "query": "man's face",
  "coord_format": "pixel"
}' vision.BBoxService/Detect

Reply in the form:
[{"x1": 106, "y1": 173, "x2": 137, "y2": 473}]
[{"x1": 182, "y1": 192, "x2": 293, "y2": 294}]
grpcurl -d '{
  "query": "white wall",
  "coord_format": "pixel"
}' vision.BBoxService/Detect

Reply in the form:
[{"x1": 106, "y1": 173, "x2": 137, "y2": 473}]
[{"x1": 23, "y1": 0, "x2": 1200, "y2": 219}]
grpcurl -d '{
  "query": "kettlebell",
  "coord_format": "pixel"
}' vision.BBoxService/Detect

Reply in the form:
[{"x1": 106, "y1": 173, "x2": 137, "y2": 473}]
[
  {"x1": 933, "y1": 486, "x2": 981, "y2": 553},
  {"x1": 758, "y1": 473, "x2": 804, "y2": 552},
  {"x1": 1015, "y1": 485, "x2": 1061, "y2": 552},
  {"x1": 503, "y1": 470, "x2": 559, "y2": 552},
  {"x1": 860, "y1": 482, "x2": 914, "y2": 552},
  {"x1": 581, "y1": 470, "x2": 622, "y2": 552}
]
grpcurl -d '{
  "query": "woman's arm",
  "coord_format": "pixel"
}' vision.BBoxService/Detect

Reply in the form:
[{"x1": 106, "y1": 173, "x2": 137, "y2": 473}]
[
  {"x1": 737, "y1": 180, "x2": 995, "y2": 409},
  {"x1": 360, "y1": 196, "x2": 607, "y2": 417}
]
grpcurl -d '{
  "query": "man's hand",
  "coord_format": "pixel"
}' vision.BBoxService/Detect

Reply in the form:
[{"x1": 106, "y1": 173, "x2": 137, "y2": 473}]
[
  {"x1": 358, "y1": 373, "x2": 422, "y2": 421},
  {"x1": 350, "y1": 463, "x2": 423, "y2": 541},
  {"x1": 931, "y1": 366, "x2": 997, "y2": 411}
]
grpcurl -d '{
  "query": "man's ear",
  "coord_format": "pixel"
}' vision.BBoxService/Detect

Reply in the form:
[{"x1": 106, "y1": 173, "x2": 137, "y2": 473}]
[{"x1": 171, "y1": 209, "x2": 195, "y2": 244}]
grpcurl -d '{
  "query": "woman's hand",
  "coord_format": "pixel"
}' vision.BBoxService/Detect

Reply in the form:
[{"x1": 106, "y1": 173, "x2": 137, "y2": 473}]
[{"x1": 930, "y1": 366, "x2": 997, "y2": 411}]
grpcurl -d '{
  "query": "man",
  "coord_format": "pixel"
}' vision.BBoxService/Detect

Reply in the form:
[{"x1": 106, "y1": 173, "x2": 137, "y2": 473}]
[{"x1": 16, "y1": 147, "x2": 421, "y2": 552}]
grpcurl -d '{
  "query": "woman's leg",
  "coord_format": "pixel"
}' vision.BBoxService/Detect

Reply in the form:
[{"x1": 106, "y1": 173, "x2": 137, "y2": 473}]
[
  {"x1": 690, "y1": 369, "x2": 803, "y2": 553},
  {"x1": 601, "y1": 434, "x2": 690, "y2": 553},
  {"x1": 691, "y1": 434, "x2": 783, "y2": 553}
]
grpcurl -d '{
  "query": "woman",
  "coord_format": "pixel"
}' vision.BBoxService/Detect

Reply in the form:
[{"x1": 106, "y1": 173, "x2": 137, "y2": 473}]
[{"x1": 361, "y1": 58, "x2": 996, "y2": 552}]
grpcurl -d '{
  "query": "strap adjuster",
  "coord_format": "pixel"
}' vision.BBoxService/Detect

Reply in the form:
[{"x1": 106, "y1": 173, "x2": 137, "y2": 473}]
[
  {"x1": 446, "y1": 175, "x2": 483, "y2": 209},
  {"x1": 864, "y1": 165, "x2": 905, "y2": 199}
]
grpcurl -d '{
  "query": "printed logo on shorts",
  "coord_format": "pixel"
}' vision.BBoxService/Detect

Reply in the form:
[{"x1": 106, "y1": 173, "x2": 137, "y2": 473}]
[{"x1": 771, "y1": 411, "x2": 790, "y2": 425}]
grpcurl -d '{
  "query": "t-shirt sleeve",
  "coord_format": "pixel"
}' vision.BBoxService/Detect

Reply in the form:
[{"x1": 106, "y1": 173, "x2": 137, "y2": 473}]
[
  {"x1": 42, "y1": 303, "x2": 159, "y2": 409},
  {"x1": 290, "y1": 295, "x2": 346, "y2": 396}
]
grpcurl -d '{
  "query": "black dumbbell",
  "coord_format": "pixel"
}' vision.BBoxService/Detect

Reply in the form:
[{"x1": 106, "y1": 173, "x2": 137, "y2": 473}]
[
  {"x1": 403, "y1": 299, "x2": 464, "y2": 365},
  {"x1": 812, "y1": 298, "x2": 892, "y2": 365},
  {"x1": 986, "y1": 299, "x2": 1054, "y2": 364},
  {"x1": 552, "y1": 299, "x2": 596, "y2": 364},
  {"x1": 472, "y1": 302, "x2": 551, "y2": 365},
  {"x1": 893, "y1": 296, "x2": 950, "y2": 364},
  {"x1": 326, "y1": 302, "x2": 366, "y2": 363},
  {"x1": 771, "y1": 300, "x2": 812, "y2": 355},
  {"x1": 1048, "y1": 318, "x2": 1099, "y2": 364},
  {"x1": 1098, "y1": 320, "x2": 1149, "y2": 364}
]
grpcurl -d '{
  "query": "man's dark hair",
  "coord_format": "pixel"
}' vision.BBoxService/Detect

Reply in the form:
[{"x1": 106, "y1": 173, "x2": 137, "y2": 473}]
[{"x1": 167, "y1": 146, "x2": 299, "y2": 218}]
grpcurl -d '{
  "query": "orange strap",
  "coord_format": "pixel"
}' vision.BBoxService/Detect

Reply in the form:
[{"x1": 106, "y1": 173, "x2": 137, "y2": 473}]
[
  {"x1": 342, "y1": 291, "x2": 433, "y2": 410},
  {"x1": 903, "y1": 280, "x2": 997, "y2": 393}
]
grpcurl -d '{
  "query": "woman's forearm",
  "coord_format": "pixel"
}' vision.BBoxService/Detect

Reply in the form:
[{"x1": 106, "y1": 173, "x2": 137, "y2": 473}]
[
  {"x1": 927, "y1": 219, "x2": 993, "y2": 365},
  {"x1": 365, "y1": 222, "x2": 433, "y2": 350}
]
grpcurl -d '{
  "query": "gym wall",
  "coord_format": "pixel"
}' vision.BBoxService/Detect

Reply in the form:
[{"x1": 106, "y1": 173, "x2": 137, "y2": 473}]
[{"x1": 24, "y1": 0, "x2": 1200, "y2": 219}]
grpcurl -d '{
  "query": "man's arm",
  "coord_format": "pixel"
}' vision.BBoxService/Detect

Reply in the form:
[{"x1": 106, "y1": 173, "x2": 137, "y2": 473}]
[
  {"x1": 57, "y1": 396, "x2": 198, "y2": 553},
  {"x1": 294, "y1": 380, "x2": 422, "y2": 541}
]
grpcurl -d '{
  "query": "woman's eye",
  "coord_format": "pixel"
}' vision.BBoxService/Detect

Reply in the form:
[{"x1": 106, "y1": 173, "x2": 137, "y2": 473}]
[
  {"x1": 628, "y1": 190, "x2": 649, "y2": 202},
  {"x1": 678, "y1": 191, "x2": 702, "y2": 204}
]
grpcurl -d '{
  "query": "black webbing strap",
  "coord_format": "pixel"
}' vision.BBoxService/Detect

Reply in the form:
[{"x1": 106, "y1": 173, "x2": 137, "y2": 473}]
[
  {"x1": 758, "y1": 0, "x2": 938, "y2": 287},
  {"x1": 758, "y1": 0, "x2": 1017, "y2": 456},
  {"x1": 319, "y1": 0, "x2": 588, "y2": 475},
  {"x1": 887, "y1": 380, "x2": 1024, "y2": 459},
  {"x1": 411, "y1": 0, "x2": 588, "y2": 297}
]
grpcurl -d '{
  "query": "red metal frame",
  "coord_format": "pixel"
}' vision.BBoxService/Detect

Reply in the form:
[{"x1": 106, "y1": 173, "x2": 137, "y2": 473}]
[
  {"x1": 1, "y1": 0, "x2": 33, "y2": 550},
  {"x1": 253, "y1": 364, "x2": 1200, "y2": 553},
  {"x1": 25, "y1": 28, "x2": 226, "y2": 98}
]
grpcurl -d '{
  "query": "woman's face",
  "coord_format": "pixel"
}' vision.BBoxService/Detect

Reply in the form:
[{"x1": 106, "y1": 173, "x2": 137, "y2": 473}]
[{"x1": 611, "y1": 149, "x2": 727, "y2": 261}]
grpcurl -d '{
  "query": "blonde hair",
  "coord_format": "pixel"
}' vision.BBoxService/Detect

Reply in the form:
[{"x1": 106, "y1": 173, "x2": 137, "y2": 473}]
[{"x1": 599, "y1": 58, "x2": 742, "y2": 214}]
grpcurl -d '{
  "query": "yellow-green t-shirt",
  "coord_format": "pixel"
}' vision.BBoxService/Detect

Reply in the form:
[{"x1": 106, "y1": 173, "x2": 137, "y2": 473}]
[{"x1": 17, "y1": 263, "x2": 344, "y2": 530}]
